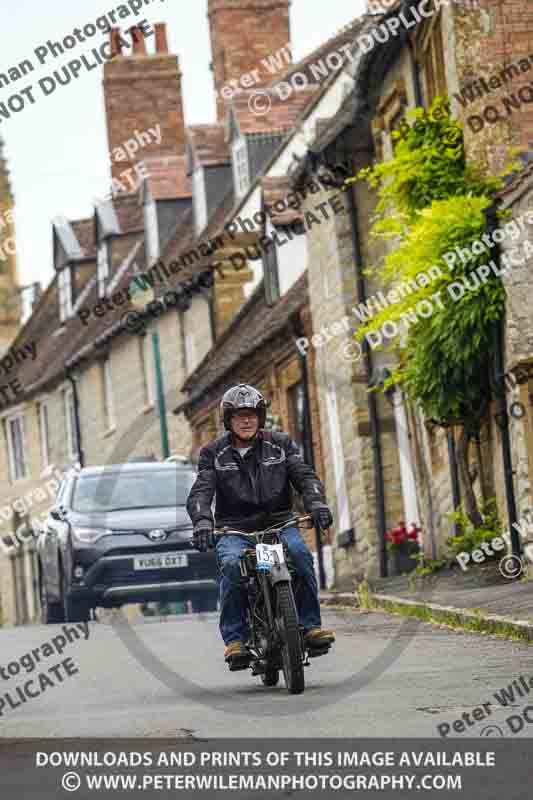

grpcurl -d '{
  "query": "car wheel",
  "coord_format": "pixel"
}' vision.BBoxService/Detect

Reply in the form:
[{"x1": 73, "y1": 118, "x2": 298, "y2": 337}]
[
  {"x1": 61, "y1": 570, "x2": 91, "y2": 623},
  {"x1": 40, "y1": 569, "x2": 65, "y2": 624}
]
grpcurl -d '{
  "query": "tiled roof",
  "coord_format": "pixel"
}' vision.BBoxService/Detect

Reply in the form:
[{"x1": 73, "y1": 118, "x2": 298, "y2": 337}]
[
  {"x1": 289, "y1": 14, "x2": 400, "y2": 164},
  {"x1": 160, "y1": 205, "x2": 196, "y2": 264},
  {"x1": 178, "y1": 272, "x2": 308, "y2": 414},
  {"x1": 171, "y1": 21, "x2": 370, "y2": 411},
  {"x1": 168, "y1": 17, "x2": 369, "y2": 290},
  {"x1": 162, "y1": 188, "x2": 235, "y2": 274},
  {"x1": 142, "y1": 155, "x2": 192, "y2": 200},
  {"x1": 271, "y1": 17, "x2": 365, "y2": 89},
  {"x1": 271, "y1": 209, "x2": 304, "y2": 226},
  {"x1": 261, "y1": 176, "x2": 303, "y2": 225},
  {"x1": 4, "y1": 217, "x2": 208, "y2": 404},
  {"x1": 3, "y1": 13, "x2": 369, "y2": 416},
  {"x1": 187, "y1": 125, "x2": 229, "y2": 168},
  {"x1": 199, "y1": 188, "x2": 236, "y2": 242},
  {"x1": 230, "y1": 87, "x2": 319, "y2": 136}
]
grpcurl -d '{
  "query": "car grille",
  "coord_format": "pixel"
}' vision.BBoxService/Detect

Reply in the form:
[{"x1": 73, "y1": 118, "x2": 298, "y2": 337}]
[
  {"x1": 105, "y1": 541, "x2": 193, "y2": 557},
  {"x1": 98, "y1": 554, "x2": 217, "y2": 587}
]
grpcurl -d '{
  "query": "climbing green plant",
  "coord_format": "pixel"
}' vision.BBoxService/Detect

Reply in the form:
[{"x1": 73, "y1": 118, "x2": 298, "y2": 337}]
[
  {"x1": 445, "y1": 498, "x2": 501, "y2": 558},
  {"x1": 350, "y1": 97, "x2": 519, "y2": 525}
]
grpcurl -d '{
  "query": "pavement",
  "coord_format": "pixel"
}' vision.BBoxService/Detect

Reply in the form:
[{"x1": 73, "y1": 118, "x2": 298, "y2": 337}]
[{"x1": 322, "y1": 561, "x2": 533, "y2": 642}]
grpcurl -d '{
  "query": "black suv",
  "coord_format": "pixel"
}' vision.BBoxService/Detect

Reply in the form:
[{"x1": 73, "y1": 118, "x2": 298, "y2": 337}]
[{"x1": 37, "y1": 462, "x2": 218, "y2": 623}]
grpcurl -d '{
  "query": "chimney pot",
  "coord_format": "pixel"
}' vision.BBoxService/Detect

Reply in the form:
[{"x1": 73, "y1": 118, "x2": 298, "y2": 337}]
[
  {"x1": 155, "y1": 23, "x2": 169, "y2": 53},
  {"x1": 110, "y1": 28, "x2": 122, "y2": 58},
  {"x1": 130, "y1": 25, "x2": 147, "y2": 55}
]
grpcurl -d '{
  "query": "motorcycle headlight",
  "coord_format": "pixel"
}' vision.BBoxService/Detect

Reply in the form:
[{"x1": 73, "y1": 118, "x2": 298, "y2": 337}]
[{"x1": 72, "y1": 527, "x2": 111, "y2": 544}]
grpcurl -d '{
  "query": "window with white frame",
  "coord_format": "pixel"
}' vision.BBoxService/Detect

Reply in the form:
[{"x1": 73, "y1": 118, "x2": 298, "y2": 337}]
[
  {"x1": 37, "y1": 402, "x2": 51, "y2": 469},
  {"x1": 145, "y1": 198, "x2": 160, "y2": 263},
  {"x1": 193, "y1": 167, "x2": 207, "y2": 235},
  {"x1": 138, "y1": 335, "x2": 154, "y2": 407},
  {"x1": 6, "y1": 413, "x2": 28, "y2": 481},
  {"x1": 232, "y1": 137, "x2": 250, "y2": 198},
  {"x1": 101, "y1": 359, "x2": 115, "y2": 431},
  {"x1": 63, "y1": 387, "x2": 79, "y2": 461},
  {"x1": 58, "y1": 266, "x2": 73, "y2": 322},
  {"x1": 97, "y1": 241, "x2": 109, "y2": 297}
]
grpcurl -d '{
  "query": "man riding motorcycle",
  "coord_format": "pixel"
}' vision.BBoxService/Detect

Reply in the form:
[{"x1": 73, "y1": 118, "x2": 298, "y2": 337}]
[{"x1": 186, "y1": 383, "x2": 335, "y2": 669}]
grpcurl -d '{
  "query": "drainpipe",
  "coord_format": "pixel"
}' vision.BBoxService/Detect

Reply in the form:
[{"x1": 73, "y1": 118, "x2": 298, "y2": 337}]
[
  {"x1": 151, "y1": 324, "x2": 170, "y2": 459},
  {"x1": 290, "y1": 311, "x2": 326, "y2": 590},
  {"x1": 346, "y1": 174, "x2": 388, "y2": 577},
  {"x1": 66, "y1": 371, "x2": 85, "y2": 467},
  {"x1": 406, "y1": 38, "x2": 424, "y2": 108},
  {"x1": 486, "y1": 206, "x2": 520, "y2": 558}
]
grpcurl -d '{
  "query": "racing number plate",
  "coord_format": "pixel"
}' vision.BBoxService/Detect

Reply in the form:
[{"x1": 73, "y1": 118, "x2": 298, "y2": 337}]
[
  {"x1": 256, "y1": 543, "x2": 285, "y2": 570},
  {"x1": 133, "y1": 553, "x2": 188, "y2": 571}
]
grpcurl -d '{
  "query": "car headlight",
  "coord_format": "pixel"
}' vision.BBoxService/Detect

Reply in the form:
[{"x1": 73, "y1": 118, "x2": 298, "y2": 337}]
[{"x1": 72, "y1": 527, "x2": 111, "y2": 544}]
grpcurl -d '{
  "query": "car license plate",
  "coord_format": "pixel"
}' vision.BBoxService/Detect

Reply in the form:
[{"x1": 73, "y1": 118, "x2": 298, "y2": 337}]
[
  {"x1": 256, "y1": 543, "x2": 284, "y2": 570},
  {"x1": 133, "y1": 553, "x2": 189, "y2": 571}
]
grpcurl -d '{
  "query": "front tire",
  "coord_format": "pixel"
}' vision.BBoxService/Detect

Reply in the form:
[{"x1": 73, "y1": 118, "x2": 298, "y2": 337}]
[
  {"x1": 261, "y1": 667, "x2": 280, "y2": 687},
  {"x1": 62, "y1": 571, "x2": 90, "y2": 623},
  {"x1": 40, "y1": 570, "x2": 65, "y2": 624},
  {"x1": 275, "y1": 582, "x2": 305, "y2": 695}
]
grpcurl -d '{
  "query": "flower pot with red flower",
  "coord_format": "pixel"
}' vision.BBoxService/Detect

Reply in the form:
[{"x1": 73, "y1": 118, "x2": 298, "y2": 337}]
[{"x1": 385, "y1": 521, "x2": 420, "y2": 575}]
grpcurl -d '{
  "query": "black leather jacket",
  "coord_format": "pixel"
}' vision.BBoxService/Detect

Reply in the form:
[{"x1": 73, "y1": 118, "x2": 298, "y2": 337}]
[{"x1": 186, "y1": 430, "x2": 326, "y2": 532}]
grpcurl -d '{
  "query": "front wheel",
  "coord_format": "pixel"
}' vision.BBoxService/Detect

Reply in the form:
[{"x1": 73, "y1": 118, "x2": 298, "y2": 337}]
[
  {"x1": 40, "y1": 569, "x2": 65, "y2": 624},
  {"x1": 261, "y1": 666, "x2": 280, "y2": 687},
  {"x1": 62, "y1": 571, "x2": 91, "y2": 623},
  {"x1": 275, "y1": 582, "x2": 304, "y2": 695}
]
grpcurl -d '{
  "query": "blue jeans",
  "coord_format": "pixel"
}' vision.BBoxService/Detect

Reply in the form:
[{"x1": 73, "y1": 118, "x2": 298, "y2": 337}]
[{"x1": 215, "y1": 526, "x2": 322, "y2": 645}]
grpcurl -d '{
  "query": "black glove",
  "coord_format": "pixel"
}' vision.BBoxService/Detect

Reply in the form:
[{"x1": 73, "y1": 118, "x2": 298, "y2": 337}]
[
  {"x1": 193, "y1": 523, "x2": 215, "y2": 553},
  {"x1": 311, "y1": 504, "x2": 333, "y2": 531}
]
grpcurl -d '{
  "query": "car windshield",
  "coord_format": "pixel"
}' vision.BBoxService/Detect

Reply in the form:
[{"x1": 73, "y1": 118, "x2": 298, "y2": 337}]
[{"x1": 71, "y1": 470, "x2": 196, "y2": 513}]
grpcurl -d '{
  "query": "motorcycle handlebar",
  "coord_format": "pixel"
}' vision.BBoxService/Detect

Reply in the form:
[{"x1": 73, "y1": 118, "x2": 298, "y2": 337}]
[
  {"x1": 189, "y1": 514, "x2": 329, "y2": 551},
  {"x1": 213, "y1": 514, "x2": 315, "y2": 539}
]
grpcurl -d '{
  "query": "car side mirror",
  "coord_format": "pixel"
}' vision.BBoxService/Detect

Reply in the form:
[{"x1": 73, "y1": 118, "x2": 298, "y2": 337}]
[{"x1": 50, "y1": 506, "x2": 67, "y2": 522}]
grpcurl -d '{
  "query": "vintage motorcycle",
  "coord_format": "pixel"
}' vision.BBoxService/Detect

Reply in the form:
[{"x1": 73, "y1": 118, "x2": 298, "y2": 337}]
[{"x1": 213, "y1": 514, "x2": 330, "y2": 695}]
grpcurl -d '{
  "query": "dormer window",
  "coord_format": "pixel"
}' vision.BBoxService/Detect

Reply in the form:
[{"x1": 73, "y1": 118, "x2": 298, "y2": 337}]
[
  {"x1": 53, "y1": 216, "x2": 83, "y2": 321},
  {"x1": 232, "y1": 137, "x2": 250, "y2": 198},
  {"x1": 144, "y1": 196, "x2": 160, "y2": 263},
  {"x1": 97, "y1": 240, "x2": 110, "y2": 297},
  {"x1": 94, "y1": 201, "x2": 120, "y2": 297},
  {"x1": 58, "y1": 266, "x2": 73, "y2": 323},
  {"x1": 193, "y1": 167, "x2": 207, "y2": 235}
]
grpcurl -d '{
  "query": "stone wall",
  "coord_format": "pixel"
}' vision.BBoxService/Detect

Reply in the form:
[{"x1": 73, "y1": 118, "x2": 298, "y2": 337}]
[
  {"x1": 300, "y1": 170, "x2": 408, "y2": 586},
  {"x1": 492, "y1": 182, "x2": 533, "y2": 568}
]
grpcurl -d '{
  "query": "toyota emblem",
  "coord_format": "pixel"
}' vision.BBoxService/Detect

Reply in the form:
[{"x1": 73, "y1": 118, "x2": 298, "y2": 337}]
[{"x1": 148, "y1": 529, "x2": 167, "y2": 542}]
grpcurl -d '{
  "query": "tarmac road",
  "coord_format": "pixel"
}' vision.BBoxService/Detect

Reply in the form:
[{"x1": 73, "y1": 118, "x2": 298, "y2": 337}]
[{"x1": 1, "y1": 606, "x2": 532, "y2": 739}]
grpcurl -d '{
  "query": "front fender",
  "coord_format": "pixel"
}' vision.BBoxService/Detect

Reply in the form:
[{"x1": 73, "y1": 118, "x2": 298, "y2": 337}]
[{"x1": 269, "y1": 561, "x2": 292, "y2": 586}]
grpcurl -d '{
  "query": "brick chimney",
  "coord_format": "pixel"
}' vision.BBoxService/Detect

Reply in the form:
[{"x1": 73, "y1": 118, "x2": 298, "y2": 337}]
[
  {"x1": 208, "y1": 0, "x2": 292, "y2": 120},
  {"x1": 103, "y1": 23, "x2": 186, "y2": 182}
]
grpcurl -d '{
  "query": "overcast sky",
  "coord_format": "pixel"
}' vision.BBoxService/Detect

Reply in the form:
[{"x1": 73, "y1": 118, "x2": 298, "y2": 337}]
[{"x1": 1, "y1": 0, "x2": 365, "y2": 290}]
